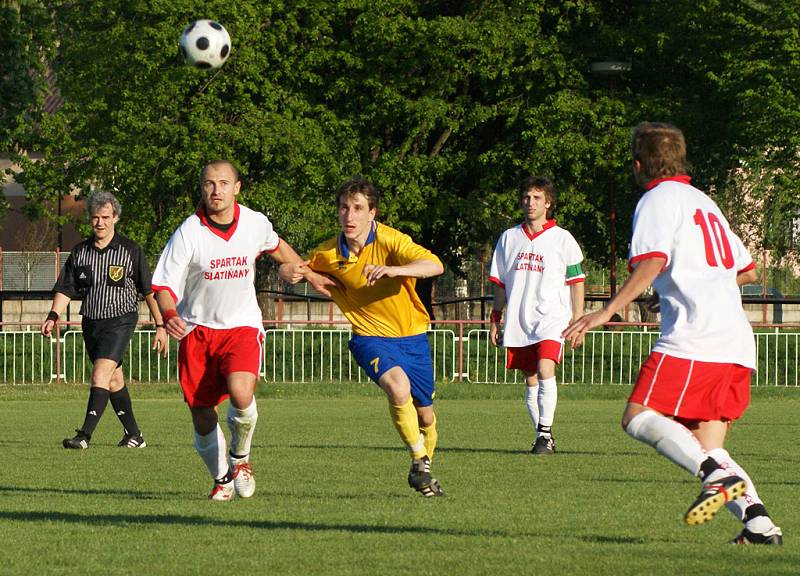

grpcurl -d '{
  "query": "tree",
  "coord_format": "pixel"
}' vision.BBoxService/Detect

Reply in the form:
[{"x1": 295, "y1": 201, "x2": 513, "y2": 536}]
[
  {"x1": 1, "y1": 1, "x2": 57, "y2": 219},
  {"x1": 10, "y1": 0, "x2": 800, "y2": 284}
]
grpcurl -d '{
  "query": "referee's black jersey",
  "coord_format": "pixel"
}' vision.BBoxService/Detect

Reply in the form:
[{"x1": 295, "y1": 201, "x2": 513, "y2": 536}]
[{"x1": 53, "y1": 233, "x2": 153, "y2": 320}]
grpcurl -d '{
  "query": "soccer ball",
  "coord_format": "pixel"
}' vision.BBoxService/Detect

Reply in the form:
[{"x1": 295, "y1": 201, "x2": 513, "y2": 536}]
[{"x1": 180, "y1": 20, "x2": 231, "y2": 69}]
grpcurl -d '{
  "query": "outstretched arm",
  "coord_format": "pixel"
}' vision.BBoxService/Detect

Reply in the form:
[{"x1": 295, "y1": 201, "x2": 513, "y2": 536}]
[
  {"x1": 362, "y1": 259, "x2": 444, "y2": 287},
  {"x1": 271, "y1": 240, "x2": 337, "y2": 297},
  {"x1": 562, "y1": 257, "x2": 664, "y2": 348}
]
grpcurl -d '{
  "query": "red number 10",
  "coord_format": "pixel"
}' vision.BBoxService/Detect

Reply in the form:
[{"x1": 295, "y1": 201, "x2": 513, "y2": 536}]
[{"x1": 693, "y1": 209, "x2": 734, "y2": 269}]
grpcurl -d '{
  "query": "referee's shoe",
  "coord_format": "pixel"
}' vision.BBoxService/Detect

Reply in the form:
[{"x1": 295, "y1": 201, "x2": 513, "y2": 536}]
[
  {"x1": 118, "y1": 433, "x2": 147, "y2": 448},
  {"x1": 63, "y1": 430, "x2": 90, "y2": 449}
]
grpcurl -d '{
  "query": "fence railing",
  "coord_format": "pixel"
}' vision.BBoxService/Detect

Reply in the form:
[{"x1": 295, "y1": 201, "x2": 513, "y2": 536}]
[{"x1": 1, "y1": 321, "x2": 798, "y2": 387}]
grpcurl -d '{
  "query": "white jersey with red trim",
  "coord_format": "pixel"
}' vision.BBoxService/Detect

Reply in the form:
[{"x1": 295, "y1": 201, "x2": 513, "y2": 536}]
[
  {"x1": 489, "y1": 220, "x2": 585, "y2": 347},
  {"x1": 630, "y1": 178, "x2": 756, "y2": 368},
  {"x1": 152, "y1": 203, "x2": 279, "y2": 331}
]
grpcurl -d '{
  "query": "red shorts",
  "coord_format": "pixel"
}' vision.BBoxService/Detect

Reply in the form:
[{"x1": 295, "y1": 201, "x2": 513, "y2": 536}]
[
  {"x1": 178, "y1": 325, "x2": 264, "y2": 408},
  {"x1": 629, "y1": 352, "x2": 751, "y2": 422},
  {"x1": 506, "y1": 340, "x2": 564, "y2": 372}
]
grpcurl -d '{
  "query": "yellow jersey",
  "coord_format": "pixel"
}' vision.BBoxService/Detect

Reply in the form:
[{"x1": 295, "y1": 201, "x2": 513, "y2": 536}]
[{"x1": 309, "y1": 222, "x2": 442, "y2": 337}]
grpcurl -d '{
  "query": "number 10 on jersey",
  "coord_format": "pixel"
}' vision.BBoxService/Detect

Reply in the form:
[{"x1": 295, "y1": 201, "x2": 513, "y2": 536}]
[{"x1": 693, "y1": 209, "x2": 734, "y2": 269}]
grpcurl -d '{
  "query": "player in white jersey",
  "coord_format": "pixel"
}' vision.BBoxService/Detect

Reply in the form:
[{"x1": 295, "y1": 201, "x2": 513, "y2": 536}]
[
  {"x1": 489, "y1": 176, "x2": 585, "y2": 455},
  {"x1": 152, "y1": 160, "x2": 333, "y2": 501},
  {"x1": 564, "y1": 123, "x2": 782, "y2": 545}
]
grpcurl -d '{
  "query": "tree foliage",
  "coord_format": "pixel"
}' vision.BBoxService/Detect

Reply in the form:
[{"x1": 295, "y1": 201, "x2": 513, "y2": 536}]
[{"x1": 9, "y1": 0, "x2": 800, "y2": 275}]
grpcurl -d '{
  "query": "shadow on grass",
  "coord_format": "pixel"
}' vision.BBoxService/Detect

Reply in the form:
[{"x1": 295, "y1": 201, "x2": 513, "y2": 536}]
[
  {"x1": 281, "y1": 443, "x2": 647, "y2": 457},
  {"x1": 0, "y1": 509, "x2": 540, "y2": 538},
  {"x1": 0, "y1": 485, "x2": 186, "y2": 499},
  {"x1": 579, "y1": 534, "x2": 646, "y2": 544}
]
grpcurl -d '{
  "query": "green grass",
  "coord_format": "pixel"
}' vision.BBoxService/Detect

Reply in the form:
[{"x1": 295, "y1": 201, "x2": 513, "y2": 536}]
[{"x1": 0, "y1": 384, "x2": 798, "y2": 575}]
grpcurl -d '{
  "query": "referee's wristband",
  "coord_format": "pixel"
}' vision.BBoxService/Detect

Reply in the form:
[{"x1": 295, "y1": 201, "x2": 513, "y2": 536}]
[
  {"x1": 46, "y1": 310, "x2": 60, "y2": 323},
  {"x1": 162, "y1": 309, "x2": 179, "y2": 324},
  {"x1": 490, "y1": 309, "x2": 502, "y2": 323}
]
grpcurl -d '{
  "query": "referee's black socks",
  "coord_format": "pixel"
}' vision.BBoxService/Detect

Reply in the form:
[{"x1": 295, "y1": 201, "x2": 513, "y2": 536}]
[
  {"x1": 81, "y1": 387, "x2": 111, "y2": 437},
  {"x1": 110, "y1": 386, "x2": 140, "y2": 437}
]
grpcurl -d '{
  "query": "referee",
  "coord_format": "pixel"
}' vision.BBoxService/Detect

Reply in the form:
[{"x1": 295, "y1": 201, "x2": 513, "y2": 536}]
[{"x1": 41, "y1": 191, "x2": 168, "y2": 449}]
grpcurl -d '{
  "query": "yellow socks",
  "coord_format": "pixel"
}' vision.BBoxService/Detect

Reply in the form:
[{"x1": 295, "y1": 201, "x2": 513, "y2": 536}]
[
  {"x1": 420, "y1": 413, "x2": 438, "y2": 460},
  {"x1": 389, "y1": 398, "x2": 427, "y2": 459}
]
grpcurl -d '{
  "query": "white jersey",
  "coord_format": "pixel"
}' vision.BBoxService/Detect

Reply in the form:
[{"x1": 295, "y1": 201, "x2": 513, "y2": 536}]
[
  {"x1": 152, "y1": 203, "x2": 279, "y2": 331},
  {"x1": 490, "y1": 220, "x2": 585, "y2": 347},
  {"x1": 630, "y1": 177, "x2": 756, "y2": 368}
]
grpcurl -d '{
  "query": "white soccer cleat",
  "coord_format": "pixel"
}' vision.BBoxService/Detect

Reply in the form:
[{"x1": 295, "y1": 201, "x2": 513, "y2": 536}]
[
  {"x1": 208, "y1": 480, "x2": 235, "y2": 501},
  {"x1": 232, "y1": 460, "x2": 256, "y2": 498}
]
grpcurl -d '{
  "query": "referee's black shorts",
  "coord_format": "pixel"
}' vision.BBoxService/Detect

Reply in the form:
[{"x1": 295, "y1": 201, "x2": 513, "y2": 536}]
[{"x1": 81, "y1": 311, "x2": 138, "y2": 365}]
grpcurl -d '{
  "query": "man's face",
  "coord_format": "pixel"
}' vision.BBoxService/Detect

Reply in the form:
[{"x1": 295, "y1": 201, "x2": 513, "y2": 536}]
[
  {"x1": 201, "y1": 163, "x2": 240, "y2": 216},
  {"x1": 90, "y1": 203, "x2": 118, "y2": 241},
  {"x1": 519, "y1": 187, "x2": 550, "y2": 223},
  {"x1": 338, "y1": 192, "x2": 376, "y2": 241}
]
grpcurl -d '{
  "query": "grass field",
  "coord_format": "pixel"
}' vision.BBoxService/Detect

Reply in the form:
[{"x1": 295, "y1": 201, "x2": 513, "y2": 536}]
[{"x1": 0, "y1": 382, "x2": 797, "y2": 575}]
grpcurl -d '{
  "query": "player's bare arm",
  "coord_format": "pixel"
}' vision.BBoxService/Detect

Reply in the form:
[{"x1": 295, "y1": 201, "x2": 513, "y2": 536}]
[
  {"x1": 278, "y1": 260, "x2": 309, "y2": 284},
  {"x1": 736, "y1": 267, "x2": 758, "y2": 286},
  {"x1": 489, "y1": 285, "x2": 506, "y2": 347},
  {"x1": 363, "y1": 259, "x2": 444, "y2": 287},
  {"x1": 270, "y1": 239, "x2": 336, "y2": 297},
  {"x1": 278, "y1": 260, "x2": 339, "y2": 296},
  {"x1": 41, "y1": 292, "x2": 71, "y2": 337},
  {"x1": 570, "y1": 280, "x2": 585, "y2": 323},
  {"x1": 562, "y1": 257, "x2": 664, "y2": 348},
  {"x1": 144, "y1": 292, "x2": 169, "y2": 357},
  {"x1": 155, "y1": 290, "x2": 187, "y2": 340}
]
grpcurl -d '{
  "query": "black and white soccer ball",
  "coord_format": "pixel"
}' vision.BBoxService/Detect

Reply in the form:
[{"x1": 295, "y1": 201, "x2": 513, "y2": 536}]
[{"x1": 180, "y1": 20, "x2": 231, "y2": 69}]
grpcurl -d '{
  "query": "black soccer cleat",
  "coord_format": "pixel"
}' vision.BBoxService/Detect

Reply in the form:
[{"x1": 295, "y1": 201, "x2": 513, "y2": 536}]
[
  {"x1": 63, "y1": 429, "x2": 90, "y2": 450},
  {"x1": 118, "y1": 433, "x2": 147, "y2": 448},
  {"x1": 685, "y1": 475, "x2": 747, "y2": 525},
  {"x1": 531, "y1": 435, "x2": 556, "y2": 455},
  {"x1": 407, "y1": 456, "x2": 444, "y2": 497},
  {"x1": 730, "y1": 526, "x2": 783, "y2": 545}
]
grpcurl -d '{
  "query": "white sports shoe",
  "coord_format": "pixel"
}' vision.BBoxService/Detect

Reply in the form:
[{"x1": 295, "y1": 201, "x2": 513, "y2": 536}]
[
  {"x1": 209, "y1": 480, "x2": 235, "y2": 501},
  {"x1": 232, "y1": 460, "x2": 256, "y2": 498}
]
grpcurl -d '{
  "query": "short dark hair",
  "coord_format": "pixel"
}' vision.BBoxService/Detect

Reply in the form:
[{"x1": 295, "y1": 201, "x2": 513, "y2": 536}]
[
  {"x1": 335, "y1": 177, "x2": 379, "y2": 210},
  {"x1": 631, "y1": 122, "x2": 687, "y2": 183},
  {"x1": 518, "y1": 175, "x2": 556, "y2": 219},
  {"x1": 200, "y1": 159, "x2": 240, "y2": 186},
  {"x1": 86, "y1": 190, "x2": 121, "y2": 218}
]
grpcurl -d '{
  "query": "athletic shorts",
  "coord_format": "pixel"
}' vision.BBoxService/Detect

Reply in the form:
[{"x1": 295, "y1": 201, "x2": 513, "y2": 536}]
[
  {"x1": 81, "y1": 311, "x2": 138, "y2": 366},
  {"x1": 178, "y1": 325, "x2": 264, "y2": 408},
  {"x1": 348, "y1": 333, "x2": 435, "y2": 407},
  {"x1": 506, "y1": 340, "x2": 564, "y2": 372},
  {"x1": 629, "y1": 352, "x2": 751, "y2": 422}
]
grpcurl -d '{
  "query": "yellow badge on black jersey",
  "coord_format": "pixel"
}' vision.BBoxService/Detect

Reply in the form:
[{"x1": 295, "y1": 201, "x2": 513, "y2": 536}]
[{"x1": 107, "y1": 265, "x2": 125, "y2": 285}]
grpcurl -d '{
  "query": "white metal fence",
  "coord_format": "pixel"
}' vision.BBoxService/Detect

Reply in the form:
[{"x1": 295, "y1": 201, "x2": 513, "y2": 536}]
[{"x1": 1, "y1": 326, "x2": 798, "y2": 386}]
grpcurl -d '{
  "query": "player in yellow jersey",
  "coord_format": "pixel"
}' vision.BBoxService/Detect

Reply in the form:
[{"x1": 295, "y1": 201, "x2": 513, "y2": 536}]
[{"x1": 282, "y1": 177, "x2": 445, "y2": 497}]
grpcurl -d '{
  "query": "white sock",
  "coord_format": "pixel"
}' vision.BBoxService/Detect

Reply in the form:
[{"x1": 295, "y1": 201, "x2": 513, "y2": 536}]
[
  {"x1": 706, "y1": 447, "x2": 773, "y2": 529},
  {"x1": 537, "y1": 377, "x2": 557, "y2": 434},
  {"x1": 624, "y1": 410, "x2": 706, "y2": 476},
  {"x1": 194, "y1": 424, "x2": 228, "y2": 481},
  {"x1": 227, "y1": 398, "x2": 258, "y2": 461},
  {"x1": 525, "y1": 385, "x2": 539, "y2": 431}
]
